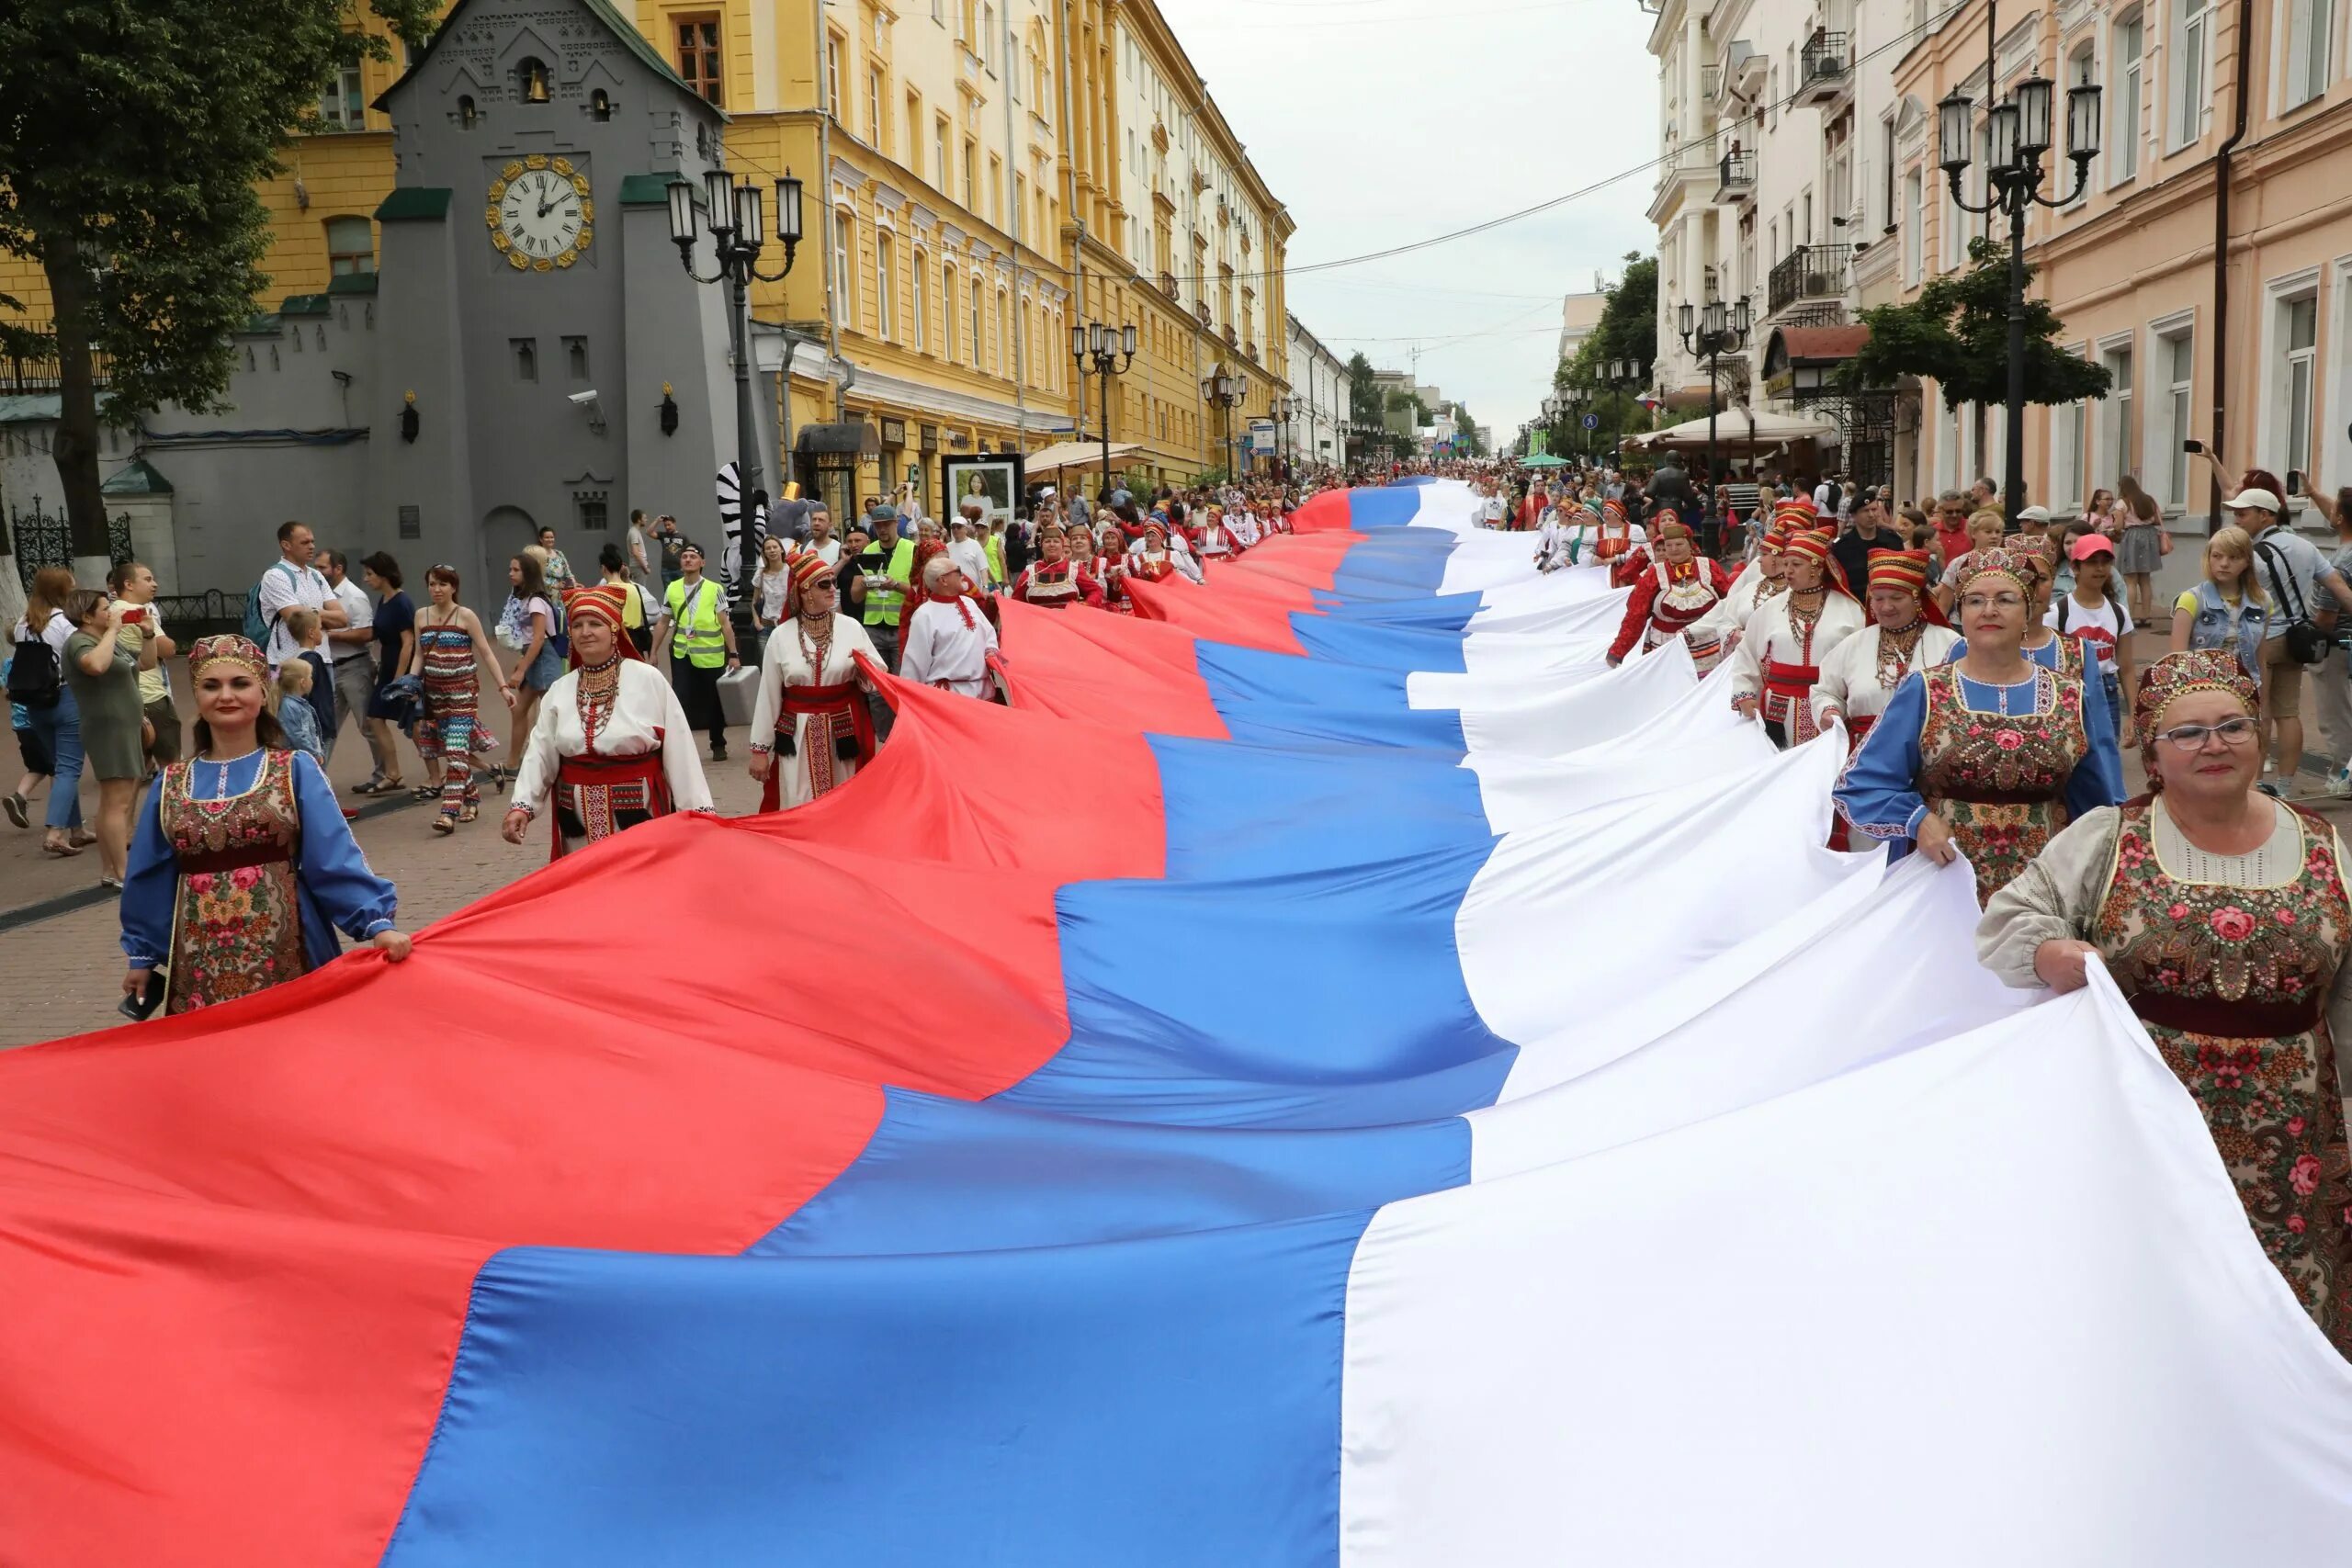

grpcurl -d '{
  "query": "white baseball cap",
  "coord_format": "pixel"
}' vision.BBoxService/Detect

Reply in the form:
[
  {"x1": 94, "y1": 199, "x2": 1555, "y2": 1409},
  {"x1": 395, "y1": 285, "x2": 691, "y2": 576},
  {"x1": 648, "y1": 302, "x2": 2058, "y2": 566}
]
[
  {"x1": 2225, "y1": 488, "x2": 2283, "y2": 513},
  {"x1": 2016, "y1": 504, "x2": 2052, "y2": 524}
]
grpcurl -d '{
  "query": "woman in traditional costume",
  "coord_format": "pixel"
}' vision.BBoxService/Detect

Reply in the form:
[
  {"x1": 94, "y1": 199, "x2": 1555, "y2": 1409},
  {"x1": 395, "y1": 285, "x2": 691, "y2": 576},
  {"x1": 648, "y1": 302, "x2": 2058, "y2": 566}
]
[
  {"x1": 502, "y1": 585, "x2": 713, "y2": 858},
  {"x1": 1815, "y1": 549, "x2": 1961, "y2": 852},
  {"x1": 1836, "y1": 547, "x2": 2125, "y2": 906},
  {"x1": 748, "y1": 553, "x2": 882, "y2": 811},
  {"x1": 1726, "y1": 529, "x2": 1866, "y2": 749},
  {"x1": 119, "y1": 635, "x2": 409, "y2": 1016},
  {"x1": 1978, "y1": 649, "x2": 2350, "y2": 1355},
  {"x1": 1008, "y1": 521, "x2": 1105, "y2": 609},
  {"x1": 1607, "y1": 517, "x2": 1733, "y2": 670},
  {"x1": 1597, "y1": 499, "x2": 1650, "y2": 586}
]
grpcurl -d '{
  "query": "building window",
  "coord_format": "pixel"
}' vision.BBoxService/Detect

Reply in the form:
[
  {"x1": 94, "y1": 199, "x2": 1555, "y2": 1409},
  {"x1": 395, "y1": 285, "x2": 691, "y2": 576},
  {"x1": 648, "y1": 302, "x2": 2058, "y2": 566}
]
[
  {"x1": 1903, "y1": 169, "x2": 1923, "y2": 284},
  {"x1": 458, "y1": 95, "x2": 478, "y2": 129},
  {"x1": 516, "y1": 57, "x2": 551, "y2": 104},
  {"x1": 2167, "y1": 0, "x2": 2209, "y2": 151},
  {"x1": 826, "y1": 35, "x2": 843, "y2": 118},
  {"x1": 935, "y1": 118, "x2": 951, "y2": 189},
  {"x1": 2098, "y1": 340, "x2": 2134, "y2": 486},
  {"x1": 971, "y1": 276, "x2": 984, "y2": 368},
  {"x1": 590, "y1": 88, "x2": 612, "y2": 121},
  {"x1": 963, "y1": 139, "x2": 978, "y2": 208},
  {"x1": 575, "y1": 492, "x2": 609, "y2": 532},
  {"x1": 908, "y1": 92, "x2": 923, "y2": 174},
  {"x1": 998, "y1": 288, "x2": 1010, "y2": 378},
  {"x1": 989, "y1": 155, "x2": 1002, "y2": 229},
  {"x1": 875, "y1": 232, "x2": 896, "y2": 340},
  {"x1": 981, "y1": 4, "x2": 996, "y2": 68},
  {"x1": 834, "y1": 214, "x2": 854, "y2": 330},
  {"x1": 319, "y1": 63, "x2": 365, "y2": 130},
  {"x1": 2149, "y1": 323, "x2": 2195, "y2": 503},
  {"x1": 869, "y1": 68, "x2": 885, "y2": 146},
  {"x1": 564, "y1": 335, "x2": 589, "y2": 379},
  {"x1": 943, "y1": 265, "x2": 958, "y2": 358},
  {"x1": 325, "y1": 216, "x2": 376, "y2": 277},
  {"x1": 2285, "y1": 0, "x2": 2334, "y2": 108},
  {"x1": 933, "y1": 0, "x2": 944, "y2": 22},
  {"x1": 2110, "y1": 12, "x2": 2143, "y2": 183},
  {"x1": 2052, "y1": 387, "x2": 2087, "y2": 511},
  {"x1": 2278, "y1": 292, "x2": 2319, "y2": 479},
  {"x1": 512, "y1": 338, "x2": 538, "y2": 382},
  {"x1": 677, "y1": 17, "x2": 722, "y2": 106},
  {"x1": 913, "y1": 258, "x2": 928, "y2": 352}
]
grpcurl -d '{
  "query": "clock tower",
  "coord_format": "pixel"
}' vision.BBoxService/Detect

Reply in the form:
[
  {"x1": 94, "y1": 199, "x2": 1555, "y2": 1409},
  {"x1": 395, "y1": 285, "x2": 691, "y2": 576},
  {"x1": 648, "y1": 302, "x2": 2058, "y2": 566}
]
[{"x1": 364, "y1": 0, "x2": 748, "y2": 596}]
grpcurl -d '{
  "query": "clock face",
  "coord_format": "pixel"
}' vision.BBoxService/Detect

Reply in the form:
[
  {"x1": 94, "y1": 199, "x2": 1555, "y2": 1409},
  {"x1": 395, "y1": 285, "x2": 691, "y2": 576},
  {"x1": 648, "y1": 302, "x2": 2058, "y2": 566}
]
[{"x1": 486, "y1": 157, "x2": 594, "y2": 272}]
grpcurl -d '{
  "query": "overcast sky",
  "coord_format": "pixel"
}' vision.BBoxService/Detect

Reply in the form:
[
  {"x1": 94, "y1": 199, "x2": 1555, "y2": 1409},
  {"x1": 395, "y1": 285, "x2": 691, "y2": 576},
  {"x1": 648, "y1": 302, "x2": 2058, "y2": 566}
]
[{"x1": 1165, "y1": 0, "x2": 1660, "y2": 441}]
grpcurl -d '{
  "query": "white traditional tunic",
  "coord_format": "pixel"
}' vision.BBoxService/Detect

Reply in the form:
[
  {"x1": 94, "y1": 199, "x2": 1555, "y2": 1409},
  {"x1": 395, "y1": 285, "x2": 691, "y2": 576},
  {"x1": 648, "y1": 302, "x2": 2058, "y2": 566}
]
[
  {"x1": 1725, "y1": 591, "x2": 1867, "y2": 745},
  {"x1": 1198, "y1": 518, "x2": 1238, "y2": 558},
  {"x1": 748, "y1": 612, "x2": 882, "y2": 809},
  {"x1": 1129, "y1": 537, "x2": 1205, "y2": 585},
  {"x1": 1809, "y1": 622, "x2": 1962, "y2": 742},
  {"x1": 510, "y1": 660, "x2": 715, "y2": 852},
  {"x1": 900, "y1": 595, "x2": 1000, "y2": 696},
  {"x1": 1688, "y1": 565, "x2": 1781, "y2": 654},
  {"x1": 1230, "y1": 511, "x2": 1264, "y2": 547}
]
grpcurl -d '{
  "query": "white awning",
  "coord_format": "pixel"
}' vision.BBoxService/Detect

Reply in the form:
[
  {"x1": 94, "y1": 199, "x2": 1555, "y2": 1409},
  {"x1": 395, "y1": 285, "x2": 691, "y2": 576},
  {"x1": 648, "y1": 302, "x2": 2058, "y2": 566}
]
[
  {"x1": 1023, "y1": 439, "x2": 1143, "y2": 471},
  {"x1": 1624, "y1": 408, "x2": 1838, "y2": 449}
]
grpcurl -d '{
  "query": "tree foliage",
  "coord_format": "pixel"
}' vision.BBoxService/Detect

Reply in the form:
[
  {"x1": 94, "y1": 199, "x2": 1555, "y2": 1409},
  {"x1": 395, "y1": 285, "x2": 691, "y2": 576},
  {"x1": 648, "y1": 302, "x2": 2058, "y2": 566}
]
[
  {"x1": 1845, "y1": 237, "x2": 2110, "y2": 406},
  {"x1": 1555, "y1": 253, "x2": 1658, "y2": 394},
  {"x1": 0, "y1": 0, "x2": 436, "y2": 552}
]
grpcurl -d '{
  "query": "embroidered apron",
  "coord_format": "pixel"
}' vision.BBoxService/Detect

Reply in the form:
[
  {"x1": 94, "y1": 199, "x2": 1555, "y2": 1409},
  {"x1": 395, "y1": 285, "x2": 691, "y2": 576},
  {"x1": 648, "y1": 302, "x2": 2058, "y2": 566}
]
[
  {"x1": 2093, "y1": 801, "x2": 2352, "y2": 1355},
  {"x1": 1915, "y1": 662, "x2": 2086, "y2": 907},
  {"x1": 160, "y1": 750, "x2": 309, "y2": 1015}
]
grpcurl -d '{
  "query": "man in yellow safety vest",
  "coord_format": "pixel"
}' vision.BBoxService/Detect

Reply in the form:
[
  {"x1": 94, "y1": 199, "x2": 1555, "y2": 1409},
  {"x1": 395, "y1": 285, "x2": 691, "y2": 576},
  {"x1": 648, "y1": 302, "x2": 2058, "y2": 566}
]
[
  {"x1": 854, "y1": 503, "x2": 918, "y2": 671},
  {"x1": 651, "y1": 541, "x2": 741, "y2": 761}
]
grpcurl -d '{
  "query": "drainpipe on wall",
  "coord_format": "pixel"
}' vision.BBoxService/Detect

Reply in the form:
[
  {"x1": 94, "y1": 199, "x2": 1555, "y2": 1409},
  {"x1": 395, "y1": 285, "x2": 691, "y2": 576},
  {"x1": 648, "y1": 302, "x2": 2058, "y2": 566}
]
[
  {"x1": 1057, "y1": 0, "x2": 1085, "y2": 445},
  {"x1": 814, "y1": 0, "x2": 843, "y2": 423},
  {"x1": 2210, "y1": 0, "x2": 2256, "y2": 531},
  {"x1": 1003, "y1": 6, "x2": 1026, "y2": 452}
]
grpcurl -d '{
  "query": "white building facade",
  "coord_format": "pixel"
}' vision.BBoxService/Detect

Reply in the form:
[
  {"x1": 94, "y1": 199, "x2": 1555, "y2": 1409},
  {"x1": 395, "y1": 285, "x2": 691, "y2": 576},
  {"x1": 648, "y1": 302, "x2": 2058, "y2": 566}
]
[
  {"x1": 1285, "y1": 313, "x2": 1352, "y2": 471},
  {"x1": 1642, "y1": 0, "x2": 1894, "y2": 483}
]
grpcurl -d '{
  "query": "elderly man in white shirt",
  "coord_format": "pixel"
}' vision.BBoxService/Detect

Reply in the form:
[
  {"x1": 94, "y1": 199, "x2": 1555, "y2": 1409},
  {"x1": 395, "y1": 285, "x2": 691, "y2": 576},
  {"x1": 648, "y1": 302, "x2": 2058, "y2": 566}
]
[
  {"x1": 899, "y1": 553, "x2": 999, "y2": 697},
  {"x1": 254, "y1": 520, "x2": 345, "y2": 671},
  {"x1": 948, "y1": 504, "x2": 995, "y2": 591}
]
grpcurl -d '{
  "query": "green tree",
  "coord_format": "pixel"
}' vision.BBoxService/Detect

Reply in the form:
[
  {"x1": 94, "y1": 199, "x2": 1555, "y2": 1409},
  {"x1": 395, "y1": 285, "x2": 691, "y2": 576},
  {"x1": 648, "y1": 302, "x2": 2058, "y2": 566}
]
[
  {"x1": 1346, "y1": 351, "x2": 1383, "y2": 420},
  {"x1": 1550, "y1": 254, "x2": 1659, "y2": 457},
  {"x1": 1845, "y1": 237, "x2": 2109, "y2": 406},
  {"x1": 0, "y1": 0, "x2": 435, "y2": 558}
]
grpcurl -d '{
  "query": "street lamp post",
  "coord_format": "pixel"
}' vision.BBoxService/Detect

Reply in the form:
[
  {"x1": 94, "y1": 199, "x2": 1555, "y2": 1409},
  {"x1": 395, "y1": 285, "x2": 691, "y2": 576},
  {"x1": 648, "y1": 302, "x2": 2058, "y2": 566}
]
[
  {"x1": 667, "y1": 168, "x2": 804, "y2": 613},
  {"x1": 1939, "y1": 68, "x2": 2100, "y2": 521},
  {"x1": 1600, "y1": 357, "x2": 1645, "y2": 469},
  {"x1": 1203, "y1": 365, "x2": 1245, "y2": 481},
  {"x1": 1677, "y1": 296, "x2": 1752, "y2": 533},
  {"x1": 1069, "y1": 318, "x2": 1138, "y2": 504},
  {"x1": 1272, "y1": 395, "x2": 1295, "y2": 484}
]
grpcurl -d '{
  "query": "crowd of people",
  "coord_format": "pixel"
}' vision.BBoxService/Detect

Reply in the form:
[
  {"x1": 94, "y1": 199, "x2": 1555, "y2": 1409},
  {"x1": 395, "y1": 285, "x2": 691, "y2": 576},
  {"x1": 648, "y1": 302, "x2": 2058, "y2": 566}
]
[{"x1": 6, "y1": 446, "x2": 2344, "y2": 1355}]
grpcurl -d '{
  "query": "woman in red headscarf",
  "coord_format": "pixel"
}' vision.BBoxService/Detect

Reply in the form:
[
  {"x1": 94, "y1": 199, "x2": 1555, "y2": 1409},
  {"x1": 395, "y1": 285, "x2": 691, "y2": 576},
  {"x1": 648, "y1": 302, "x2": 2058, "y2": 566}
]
[
  {"x1": 503, "y1": 583, "x2": 714, "y2": 858},
  {"x1": 1813, "y1": 549, "x2": 1959, "y2": 850},
  {"x1": 1607, "y1": 517, "x2": 1734, "y2": 670},
  {"x1": 1597, "y1": 498, "x2": 1650, "y2": 587},
  {"x1": 1008, "y1": 521, "x2": 1105, "y2": 609},
  {"x1": 748, "y1": 552, "x2": 883, "y2": 811},
  {"x1": 1725, "y1": 528, "x2": 1868, "y2": 748}
]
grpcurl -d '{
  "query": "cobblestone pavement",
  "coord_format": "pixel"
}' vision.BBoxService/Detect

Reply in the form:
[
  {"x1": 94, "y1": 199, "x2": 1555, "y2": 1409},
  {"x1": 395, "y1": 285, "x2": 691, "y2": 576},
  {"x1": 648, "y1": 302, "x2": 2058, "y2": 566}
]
[{"x1": 7, "y1": 629, "x2": 2352, "y2": 1050}]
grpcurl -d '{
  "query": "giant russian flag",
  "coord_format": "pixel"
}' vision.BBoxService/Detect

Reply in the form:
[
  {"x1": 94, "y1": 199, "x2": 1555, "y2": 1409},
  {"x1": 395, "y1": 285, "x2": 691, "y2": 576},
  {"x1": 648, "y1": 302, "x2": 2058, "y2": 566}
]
[{"x1": 4, "y1": 479, "x2": 2348, "y2": 1566}]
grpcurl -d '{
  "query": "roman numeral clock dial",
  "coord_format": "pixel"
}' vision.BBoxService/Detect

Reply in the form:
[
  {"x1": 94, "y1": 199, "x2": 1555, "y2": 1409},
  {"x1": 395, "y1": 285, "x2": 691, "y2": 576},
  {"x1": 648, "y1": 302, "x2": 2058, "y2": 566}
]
[{"x1": 486, "y1": 156, "x2": 594, "y2": 272}]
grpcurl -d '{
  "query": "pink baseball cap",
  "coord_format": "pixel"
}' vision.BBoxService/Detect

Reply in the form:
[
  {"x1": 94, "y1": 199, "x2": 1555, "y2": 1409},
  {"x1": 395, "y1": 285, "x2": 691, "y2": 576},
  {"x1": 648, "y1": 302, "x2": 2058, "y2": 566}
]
[{"x1": 2067, "y1": 533, "x2": 2117, "y2": 562}]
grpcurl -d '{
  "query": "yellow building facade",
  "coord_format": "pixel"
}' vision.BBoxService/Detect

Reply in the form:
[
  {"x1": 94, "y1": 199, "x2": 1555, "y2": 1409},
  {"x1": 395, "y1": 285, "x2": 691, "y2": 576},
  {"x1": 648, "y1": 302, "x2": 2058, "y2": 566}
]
[{"x1": 0, "y1": 0, "x2": 1291, "y2": 515}]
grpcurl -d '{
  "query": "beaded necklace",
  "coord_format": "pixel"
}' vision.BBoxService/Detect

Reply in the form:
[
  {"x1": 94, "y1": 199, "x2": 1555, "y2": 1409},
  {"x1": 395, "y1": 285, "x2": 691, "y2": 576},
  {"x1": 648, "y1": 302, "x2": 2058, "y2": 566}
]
[
  {"x1": 575, "y1": 651, "x2": 622, "y2": 748},
  {"x1": 797, "y1": 611, "x2": 835, "y2": 675}
]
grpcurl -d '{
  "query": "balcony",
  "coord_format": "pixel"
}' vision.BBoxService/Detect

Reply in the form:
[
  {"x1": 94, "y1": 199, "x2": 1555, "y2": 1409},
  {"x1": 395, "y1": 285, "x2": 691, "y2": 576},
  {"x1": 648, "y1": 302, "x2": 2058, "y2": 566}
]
[
  {"x1": 1766, "y1": 244, "x2": 1852, "y2": 316},
  {"x1": 1701, "y1": 64, "x2": 1721, "y2": 101},
  {"x1": 1159, "y1": 270, "x2": 1180, "y2": 299},
  {"x1": 1222, "y1": 323, "x2": 1238, "y2": 350},
  {"x1": 1713, "y1": 150, "x2": 1756, "y2": 206},
  {"x1": 0, "y1": 323, "x2": 109, "y2": 393},
  {"x1": 1719, "y1": 41, "x2": 1764, "y2": 102},
  {"x1": 1794, "y1": 29, "x2": 1849, "y2": 107}
]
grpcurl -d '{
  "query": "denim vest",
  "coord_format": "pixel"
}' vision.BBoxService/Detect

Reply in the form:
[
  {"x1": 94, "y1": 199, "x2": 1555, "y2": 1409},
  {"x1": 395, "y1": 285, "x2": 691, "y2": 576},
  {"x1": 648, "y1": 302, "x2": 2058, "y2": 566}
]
[{"x1": 2183, "y1": 580, "x2": 2267, "y2": 683}]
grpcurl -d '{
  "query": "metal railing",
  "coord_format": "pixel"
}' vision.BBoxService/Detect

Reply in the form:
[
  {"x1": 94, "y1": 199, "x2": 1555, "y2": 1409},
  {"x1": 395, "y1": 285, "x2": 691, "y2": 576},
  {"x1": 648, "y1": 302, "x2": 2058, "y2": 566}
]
[
  {"x1": 1799, "y1": 29, "x2": 1849, "y2": 92},
  {"x1": 0, "y1": 323, "x2": 112, "y2": 394},
  {"x1": 1701, "y1": 64, "x2": 1722, "y2": 100},
  {"x1": 1716, "y1": 151, "x2": 1757, "y2": 191},
  {"x1": 1767, "y1": 244, "x2": 1852, "y2": 315}
]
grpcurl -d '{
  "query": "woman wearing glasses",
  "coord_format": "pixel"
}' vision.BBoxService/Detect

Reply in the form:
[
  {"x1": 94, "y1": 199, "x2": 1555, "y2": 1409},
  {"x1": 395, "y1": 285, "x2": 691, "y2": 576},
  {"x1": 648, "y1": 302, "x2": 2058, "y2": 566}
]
[
  {"x1": 1835, "y1": 548, "x2": 2126, "y2": 908},
  {"x1": 1977, "y1": 649, "x2": 2350, "y2": 1356}
]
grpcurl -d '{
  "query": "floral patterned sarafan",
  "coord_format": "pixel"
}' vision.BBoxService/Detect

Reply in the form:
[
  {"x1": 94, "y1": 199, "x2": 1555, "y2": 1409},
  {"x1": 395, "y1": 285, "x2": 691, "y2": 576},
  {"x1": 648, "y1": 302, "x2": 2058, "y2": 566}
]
[
  {"x1": 2094, "y1": 801, "x2": 2352, "y2": 1356},
  {"x1": 158, "y1": 750, "x2": 310, "y2": 1015},
  {"x1": 1917, "y1": 662, "x2": 2089, "y2": 908}
]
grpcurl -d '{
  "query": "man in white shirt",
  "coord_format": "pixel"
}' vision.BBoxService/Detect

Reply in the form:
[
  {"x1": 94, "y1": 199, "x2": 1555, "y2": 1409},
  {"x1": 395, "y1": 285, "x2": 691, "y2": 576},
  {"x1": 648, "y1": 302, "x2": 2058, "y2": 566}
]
[
  {"x1": 899, "y1": 555, "x2": 998, "y2": 696},
  {"x1": 320, "y1": 549, "x2": 380, "y2": 773},
  {"x1": 948, "y1": 504, "x2": 994, "y2": 591},
  {"x1": 255, "y1": 520, "x2": 344, "y2": 672},
  {"x1": 2237, "y1": 487, "x2": 2352, "y2": 790},
  {"x1": 802, "y1": 505, "x2": 843, "y2": 568}
]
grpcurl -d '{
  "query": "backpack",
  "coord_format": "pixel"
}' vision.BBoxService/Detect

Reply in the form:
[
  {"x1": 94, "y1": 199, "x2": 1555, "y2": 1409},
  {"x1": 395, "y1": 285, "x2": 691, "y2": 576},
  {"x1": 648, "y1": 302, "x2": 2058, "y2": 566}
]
[
  {"x1": 8, "y1": 625, "x2": 62, "y2": 710},
  {"x1": 2254, "y1": 538, "x2": 2328, "y2": 665},
  {"x1": 243, "y1": 560, "x2": 300, "y2": 645}
]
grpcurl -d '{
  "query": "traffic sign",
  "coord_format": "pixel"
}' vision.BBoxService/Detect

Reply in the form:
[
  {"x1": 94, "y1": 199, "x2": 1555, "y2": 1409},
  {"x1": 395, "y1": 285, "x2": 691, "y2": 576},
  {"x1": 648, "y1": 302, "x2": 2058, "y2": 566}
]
[{"x1": 1581, "y1": 413, "x2": 1600, "y2": 431}]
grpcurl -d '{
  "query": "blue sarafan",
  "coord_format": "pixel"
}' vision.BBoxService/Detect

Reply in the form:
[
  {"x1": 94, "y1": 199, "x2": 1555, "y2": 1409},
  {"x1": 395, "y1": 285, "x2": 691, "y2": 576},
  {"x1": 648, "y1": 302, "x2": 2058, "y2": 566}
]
[{"x1": 6, "y1": 479, "x2": 2349, "y2": 1568}]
